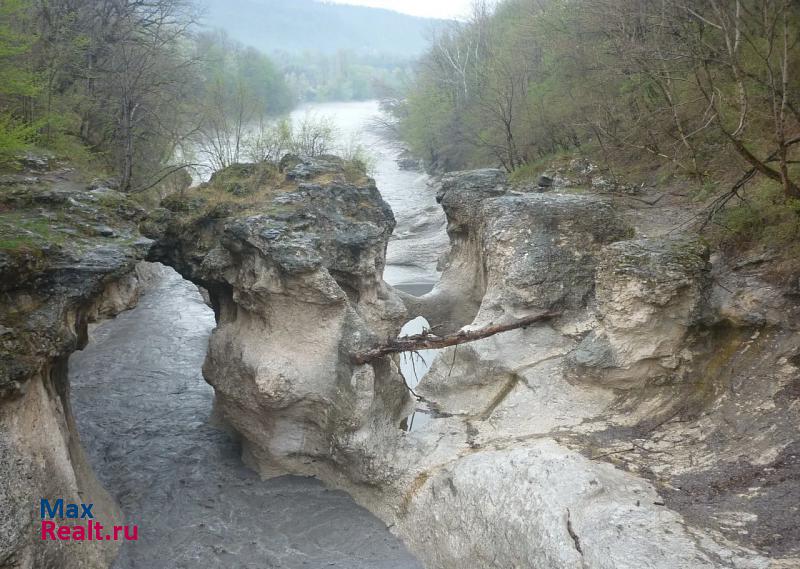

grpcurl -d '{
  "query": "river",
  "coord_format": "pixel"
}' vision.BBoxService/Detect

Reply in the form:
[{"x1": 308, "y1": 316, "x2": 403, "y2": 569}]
[
  {"x1": 289, "y1": 101, "x2": 443, "y2": 398},
  {"x1": 70, "y1": 100, "x2": 444, "y2": 568},
  {"x1": 290, "y1": 101, "x2": 447, "y2": 293}
]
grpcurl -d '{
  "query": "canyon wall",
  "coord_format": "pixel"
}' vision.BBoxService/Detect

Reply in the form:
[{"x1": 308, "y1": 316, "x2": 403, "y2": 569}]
[
  {"x1": 5, "y1": 156, "x2": 791, "y2": 568},
  {"x1": 395, "y1": 170, "x2": 798, "y2": 569},
  {"x1": 0, "y1": 166, "x2": 161, "y2": 568},
  {"x1": 148, "y1": 158, "x2": 798, "y2": 568}
]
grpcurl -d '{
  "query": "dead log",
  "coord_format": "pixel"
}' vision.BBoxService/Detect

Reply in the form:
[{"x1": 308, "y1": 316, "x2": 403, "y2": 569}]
[{"x1": 351, "y1": 311, "x2": 560, "y2": 365}]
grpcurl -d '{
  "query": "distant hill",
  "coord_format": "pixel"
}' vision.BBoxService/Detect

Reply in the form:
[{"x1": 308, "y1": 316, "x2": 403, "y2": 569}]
[{"x1": 199, "y1": 0, "x2": 445, "y2": 57}]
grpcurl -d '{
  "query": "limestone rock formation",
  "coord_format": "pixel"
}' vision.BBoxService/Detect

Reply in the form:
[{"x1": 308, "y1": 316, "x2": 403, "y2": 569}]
[
  {"x1": 400, "y1": 442, "x2": 766, "y2": 569},
  {"x1": 0, "y1": 165, "x2": 156, "y2": 569},
  {"x1": 568, "y1": 237, "x2": 711, "y2": 387},
  {"x1": 138, "y1": 157, "x2": 799, "y2": 569},
  {"x1": 139, "y1": 158, "x2": 797, "y2": 569},
  {"x1": 384, "y1": 169, "x2": 789, "y2": 568},
  {"x1": 6, "y1": 141, "x2": 795, "y2": 569},
  {"x1": 404, "y1": 169, "x2": 632, "y2": 330},
  {"x1": 406, "y1": 170, "x2": 633, "y2": 414},
  {"x1": 145, "y1": 156, "x2": 412, "y2": 481}
]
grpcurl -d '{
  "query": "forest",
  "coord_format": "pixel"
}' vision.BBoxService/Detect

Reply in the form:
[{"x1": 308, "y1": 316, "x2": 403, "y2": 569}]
[
  {"x1": 0, "y1": 0, "x2": 294, "y2": 192},
  {"x1": 394, "y1": 0, "x2": 800, "y2": 251},
  {"x1": 278, "y1": 50, "x2": 413, "y2": 102},
  {"x1": 2, "y1": 0, "x2": 798, "y2": 252}
]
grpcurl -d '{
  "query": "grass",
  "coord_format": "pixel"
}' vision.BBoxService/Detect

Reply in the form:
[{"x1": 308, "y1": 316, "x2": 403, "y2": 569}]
[
  {"x1": 508, "y1": 150, "x2": 576, "y2": 185},
  {"x1": 708, "y1": 178, "x2": 800, "y2": 282},
  {"x1": 164, "y1": 157, "x2": 372, "y2": 223},
  {"x1": 0, "y1": 197, "x2": 125, "y2": 252},
  {"x1": 0, "y1": 215, "x2": 60, "y2": 250},
  {"x1": 711, "y1": 180, "x2": 800, "y2": 250},
  {"x1": 0, "y1": 236, "x2": 33, "y2": 249}
]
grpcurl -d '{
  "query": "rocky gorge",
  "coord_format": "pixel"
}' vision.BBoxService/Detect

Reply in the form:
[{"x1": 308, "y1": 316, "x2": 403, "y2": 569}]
[
  {"x1": 1, "y1": 152, "x2": 798, "y2": 569},
  {"x1": 0, "y1": 161, "x2": 154, "y2": 568}
]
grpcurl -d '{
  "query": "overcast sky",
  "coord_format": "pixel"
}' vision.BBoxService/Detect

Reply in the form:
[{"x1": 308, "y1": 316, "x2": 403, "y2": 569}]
[{"x1": 326, "y1": 0, "x2": 479, "y2": 19}]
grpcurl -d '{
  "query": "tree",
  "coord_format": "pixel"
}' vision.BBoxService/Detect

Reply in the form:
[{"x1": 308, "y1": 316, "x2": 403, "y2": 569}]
[
  {"x1": 0, "y1": 0, "x2": 39, "y2": 163},
  {"x1": 397, "y1": 0, "x2": 800, "y2": 205},
  {"x1": 683, "y1": 0, "x2": 800, "y2": 198},
  {"x1": 89, "y1": 0, "x2": 199, "y2": 191},
  {"x1": 192, "y1": 31, "x2": 295, "y2": 170}
]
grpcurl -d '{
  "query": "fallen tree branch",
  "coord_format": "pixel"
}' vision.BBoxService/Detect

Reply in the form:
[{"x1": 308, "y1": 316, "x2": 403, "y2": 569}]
[{"x1": 351, "y1": 312, "x2": 560, "y2": 365}]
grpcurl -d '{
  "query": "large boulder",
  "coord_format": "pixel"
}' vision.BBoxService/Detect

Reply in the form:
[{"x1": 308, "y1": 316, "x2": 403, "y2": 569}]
[
  {"x1": 567, "y1": 237, "x2": 711, "y2": 387},
  {"x1": 475, "y1": 193, "x2": 633, "y2": 323},
  {"x1": 399, "y1": 441, "x2": 767, "y2": 569},
  {"x1": 146, "y1": 156, "x2": 411, "y2": 482}
]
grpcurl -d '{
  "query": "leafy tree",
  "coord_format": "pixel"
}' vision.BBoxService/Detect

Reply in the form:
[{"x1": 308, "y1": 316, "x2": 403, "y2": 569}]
[
  {"x1": 0, "y1": 2, "x2": 294, "y2": 191},
  {"x1": 0, "y1": 0, "x2": 39, "y2": 163},
  {"x1": 192, "y1": 30, "x2": 295, "y2": 170},
  {"x1": 396, "y1": 0, "x2": 800, "y2": 205}
]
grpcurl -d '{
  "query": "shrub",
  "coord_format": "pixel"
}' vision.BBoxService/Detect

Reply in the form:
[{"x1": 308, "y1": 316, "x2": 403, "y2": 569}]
[{"x1": 713, "y1": 181, "x2": 800, "y2": 251}]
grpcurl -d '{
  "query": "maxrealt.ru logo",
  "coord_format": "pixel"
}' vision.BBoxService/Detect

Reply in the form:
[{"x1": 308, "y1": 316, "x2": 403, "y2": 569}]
[{"x1": 39, "y1": 499, "x2": 138, "y2": 542}]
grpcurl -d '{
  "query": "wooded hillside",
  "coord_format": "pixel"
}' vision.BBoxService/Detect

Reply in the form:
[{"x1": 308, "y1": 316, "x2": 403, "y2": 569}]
[
  {"x1": 0, "y1": 0, "x2": 293, "y2": 191},
  {"x1": 395, "y1": 0, "x2": 800, "y2": 253}
]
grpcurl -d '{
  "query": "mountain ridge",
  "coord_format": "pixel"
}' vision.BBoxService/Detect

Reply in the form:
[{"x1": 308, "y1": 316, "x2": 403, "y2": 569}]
[{"x1": 200, "y1": 0, "x2": 445, "y2": 56}]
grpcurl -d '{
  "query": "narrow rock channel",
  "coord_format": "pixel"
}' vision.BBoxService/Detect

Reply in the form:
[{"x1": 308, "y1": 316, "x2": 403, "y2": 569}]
[{"x1": 69, "y1": 268, "x2": 422, "y2": 569}]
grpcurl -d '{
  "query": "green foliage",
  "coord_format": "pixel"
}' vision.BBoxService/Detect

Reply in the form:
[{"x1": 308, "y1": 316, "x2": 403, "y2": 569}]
[
  {"x1": 0, "y1": 114, "x2": 38, "y2": 166},
  {"x1": 0, "y1": 0, "x2": 39, "y2": 165},
  {"x1": 396, "y1": 0, "x2": 585, "y2": 172},
  {"x1": 337, "y1": 135, "x2": 376, "y2": 177},
  {"x1": 714, "y1": 181, "x2": 800, "y2": 250},
  {"x1": 0, "y1": 3, "x2": 296, "y2": 189},
  {"x1": 397, "y1": 0, "x2": 800, "y2": 199},
  {"x1": 396, "y1": 86, "x2": 457, "y2": 169},
  {"x1": 195, "y1": 31, "x2": 295, "y2": 117},
  {"x1": 191, "y1": 31, "x2": 296, "y2": 169},
  {"x1": 279, "y1": 50, "x2": 413, "y2": 102},
  {"x1": 243, "y1": 115, "x2": 348, "y2": 164},
  {"x1": 508, "y1": 151, "x2": 574, "y2": 185},
  {"x1": 0, "y1": 213, "x2": 59, "y2": 251},
  {"x1": 0, "y1": 0, "x2": 37, "y2": 98}
]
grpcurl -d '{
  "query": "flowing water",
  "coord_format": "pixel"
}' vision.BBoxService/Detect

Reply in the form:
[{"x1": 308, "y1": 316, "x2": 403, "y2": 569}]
[
  {"x1": 70, "y1": 100, "x2": 444, "y2": 568},
  {"x1": 290, "y1": 100, "x2": 448, "y2": 293},
  {"x1": 289, "y1": 101, "x2": 446, "y2": 393},
  {"x1": 71, "y1": 270, "x2": 423, "y2": 569}
]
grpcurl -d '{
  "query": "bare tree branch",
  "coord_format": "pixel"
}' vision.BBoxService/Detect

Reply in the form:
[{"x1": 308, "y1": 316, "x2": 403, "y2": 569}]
[{"x1": 351, "y1": 312, "x2": 560, "y2": 365}]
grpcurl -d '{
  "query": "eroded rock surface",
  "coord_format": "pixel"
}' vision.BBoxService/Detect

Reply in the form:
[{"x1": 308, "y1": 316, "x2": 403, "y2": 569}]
[
  {"x1": 71, "y1": 267, "x2": 422, "y2": 569},
  {"x1": 401, "y1": 442, "x2": 766, "y2": 569},
  {"x1": 0, "y1": 166, "x2": 155, "y2": 569},
  {"x1": 393, "y1": 170, "x2": 797, "y2": 569},
  {"x1": 9, "y1": 149, "x2": 794, "y2": 569},
  {"x1": 145, "y1": 157, "x2": 412, "y2": 482},
  {"x1": 568, "y1": 237, "x2": 711, "y2": 387},
  {"x1": 142, "y1": 158, "x2": 798, "y2": 569}
]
